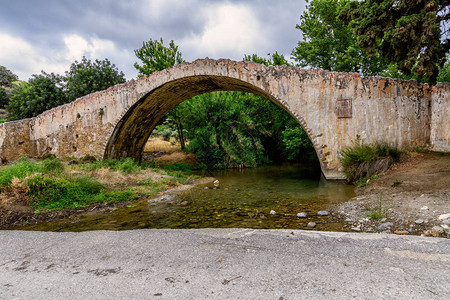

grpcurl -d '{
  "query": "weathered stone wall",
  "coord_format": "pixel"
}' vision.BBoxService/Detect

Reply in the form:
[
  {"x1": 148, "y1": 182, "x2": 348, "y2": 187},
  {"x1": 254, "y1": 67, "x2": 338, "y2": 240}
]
[
  {"x1": 0, "y1": 59, "x2": 447, "y2": 179},
  {"x1": 430, "y1": 83, "x2": 450, "y2": 152},
  {"x1": 0, "y1": 118, "x2": 31, "y2": 162}
]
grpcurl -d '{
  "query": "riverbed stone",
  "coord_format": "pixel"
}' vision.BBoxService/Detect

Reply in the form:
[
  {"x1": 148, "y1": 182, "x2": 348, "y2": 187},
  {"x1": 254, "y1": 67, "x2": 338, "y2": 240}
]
[
  {"x1": 351, "y1": 225, "x2": 361, "y2": 231},
  {"x1": 317, "y1": 211, "x2": 330, "y2": 216},
  {"x1": 376, "y1": 222, "x2": 394, "y2": 231},
  {"x1": 307, "y1": 222, "x2": 316, "y2": 228},
  {"x1": 296, "y1": 212, "x2": 307, "y2": 218},
  {"x1": 438, "y1": 213, "x2": 450, "y2": 220},
  {"x1": 415, "y1": 219, "x2": 424, "y2": 225},
  {"x1": 431, "y1": 226, "x2": 445, "y2": 234}
]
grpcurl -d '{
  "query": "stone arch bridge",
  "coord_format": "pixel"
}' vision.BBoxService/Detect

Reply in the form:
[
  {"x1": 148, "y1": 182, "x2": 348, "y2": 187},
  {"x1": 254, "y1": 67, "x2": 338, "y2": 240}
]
[{"x1": 0, "y1": 59, "x2": 448, "y2": 180}]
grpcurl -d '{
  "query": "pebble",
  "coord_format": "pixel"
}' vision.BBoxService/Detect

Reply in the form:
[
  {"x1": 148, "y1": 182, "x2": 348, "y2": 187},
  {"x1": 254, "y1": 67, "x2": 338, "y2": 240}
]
[
  {"x1": 204, "y1": 187, "x2": 209, "y2": 189},
  {"x1": 443, "y1": 220, "x2": 450, "y2": 225},
  {"x1": 317, "y1": 210, "x2": 330, "y2": 216},
  {"x1": 420, "y1": 206, "x2": 428, "y2": 210},
  {"x1": 356, "y1": 196, "x2": 365, "y2": 201},
  {"x1": 296, "y1": 212, "x2": 307, "y2": 218},
  {"x1": 351, "y1": 226, "x2": 361, "y2": 231},
  {"x1": 307, "y1": 222, "x2": 316, "y2": 228},
  {"x1": 270, "y1": 210, "x2": 276, "y2": 215},
  {"x1": 414, "y1": 219, "x2": 424, "y2": 225},
  {"x1": 431, "y1": 226, "x2": 445, "y2": 234},
  {"x1": 376, "y1": 222, "x2": 394, "y2": 231},
  {"x1": 394, "y1": 230, "x2": 408, "y2": 235},
  {"x1": 180, "y1": 201, "x2": 189, "y2": 206},
  {"x1": 438, "y1": 213, "x2": 450, "y2": 220},
  {"x1": 344, "y1": 218, "x2": 353, "y2": 222}
]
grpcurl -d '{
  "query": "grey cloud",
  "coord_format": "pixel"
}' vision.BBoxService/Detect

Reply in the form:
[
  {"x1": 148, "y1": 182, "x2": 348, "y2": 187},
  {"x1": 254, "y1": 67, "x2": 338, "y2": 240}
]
[{"x1": 0, "y1": 0, "x2": 307, "y2": 79}]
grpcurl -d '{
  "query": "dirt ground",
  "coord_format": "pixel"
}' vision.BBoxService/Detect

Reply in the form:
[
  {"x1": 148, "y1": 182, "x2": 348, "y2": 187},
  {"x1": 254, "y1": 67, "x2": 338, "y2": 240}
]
[{"x1": 336, "y1": 152, "x2": 450, "y2": 237}]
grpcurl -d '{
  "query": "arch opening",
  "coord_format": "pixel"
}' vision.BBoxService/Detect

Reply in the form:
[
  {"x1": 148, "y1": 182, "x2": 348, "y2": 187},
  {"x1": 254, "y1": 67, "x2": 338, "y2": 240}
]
[{"x1": 104, "y1": 75, "x2": 325, "y2": 173}]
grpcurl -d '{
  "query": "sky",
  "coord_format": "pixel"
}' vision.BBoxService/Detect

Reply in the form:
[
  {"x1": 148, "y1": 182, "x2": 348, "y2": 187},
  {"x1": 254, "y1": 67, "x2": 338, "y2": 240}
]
[{"x1": 0, "y1": 0, "x2": 307, "y2": 81}]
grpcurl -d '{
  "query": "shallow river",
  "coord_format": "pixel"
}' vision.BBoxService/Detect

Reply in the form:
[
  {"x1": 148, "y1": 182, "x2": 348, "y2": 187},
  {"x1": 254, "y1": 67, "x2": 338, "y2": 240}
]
[{"x1": 20, "y1": 164, "x2": 356, "y2": 232}]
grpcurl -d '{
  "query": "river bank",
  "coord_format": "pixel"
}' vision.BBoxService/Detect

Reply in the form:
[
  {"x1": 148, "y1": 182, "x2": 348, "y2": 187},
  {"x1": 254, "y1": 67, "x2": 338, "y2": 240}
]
[{"x1": 336, "y1": 152, "x2": 450, "y2": 238}]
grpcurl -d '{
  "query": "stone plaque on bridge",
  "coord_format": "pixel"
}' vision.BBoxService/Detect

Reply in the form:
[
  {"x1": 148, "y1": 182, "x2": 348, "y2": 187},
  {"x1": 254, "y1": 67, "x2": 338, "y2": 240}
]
[{"x1": 336, "y1": 98, "x2": 352, "y2": 118}]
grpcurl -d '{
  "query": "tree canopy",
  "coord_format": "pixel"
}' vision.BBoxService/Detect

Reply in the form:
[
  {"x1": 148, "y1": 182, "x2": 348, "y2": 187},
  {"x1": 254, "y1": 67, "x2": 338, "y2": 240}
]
[
  {"x1": 65, "y1": 57, "x2": 126, "y2": 101},
  {"x1": 340, "y1": 0, "x2": 450, "y2": 83},
  {"x1": 0, "y1": 66, "x2": 19, "y2": 87},
  {"x1": 6, "y1": 57, "x2": 125, "y2": 120},
  {"x1": 291, "y1": 0, "x2": 387, "y2": 75},
  {"x1": 7, "y1": 73, "x2": 68, "y2": 120},
  {"x1": 134, "y1": 38, "x2": 184, "y2": 77}
]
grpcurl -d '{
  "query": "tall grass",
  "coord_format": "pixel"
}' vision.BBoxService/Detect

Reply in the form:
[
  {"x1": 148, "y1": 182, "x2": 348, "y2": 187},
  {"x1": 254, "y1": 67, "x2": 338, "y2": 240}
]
[
  {"x1": 0, "y1": 156, "x2": 63, "y2": 188},
  {"x1": 340, "y1": 143, "x2": 401, "y2": 183}
]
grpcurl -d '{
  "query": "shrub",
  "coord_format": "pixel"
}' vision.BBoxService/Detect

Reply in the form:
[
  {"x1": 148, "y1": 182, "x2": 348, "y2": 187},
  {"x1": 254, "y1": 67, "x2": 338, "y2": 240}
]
[
  {"x1": 26, "y1": 174, "x2": 105, "y2": 210},
  {"x1": 0, "y1": 156, "x2": 42, "y2": 188},
  {"x1": 340, "y1": 143, "x2": 401, "y2": 183}
]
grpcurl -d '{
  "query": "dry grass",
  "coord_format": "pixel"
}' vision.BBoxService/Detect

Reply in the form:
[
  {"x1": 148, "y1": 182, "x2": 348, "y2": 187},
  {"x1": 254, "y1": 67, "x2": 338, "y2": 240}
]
[
  {"x1": 144, "y1": 136, "x2": 183, "y2": 153},
  {"x1": 0, "y1": 177, "x2": 29, "y2": 207}
]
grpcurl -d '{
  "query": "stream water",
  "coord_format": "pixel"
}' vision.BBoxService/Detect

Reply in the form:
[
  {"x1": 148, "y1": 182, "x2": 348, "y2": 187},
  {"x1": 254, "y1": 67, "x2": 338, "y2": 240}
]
[{"x1": 18, "y1": 164, "x2": 355, "y2": 232}]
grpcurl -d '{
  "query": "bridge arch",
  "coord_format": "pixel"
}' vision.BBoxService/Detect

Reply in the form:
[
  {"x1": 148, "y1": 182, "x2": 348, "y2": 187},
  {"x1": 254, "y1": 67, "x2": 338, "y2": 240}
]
[{"x1": 104, "y1": 74, "x2": 323, "y2": 168}]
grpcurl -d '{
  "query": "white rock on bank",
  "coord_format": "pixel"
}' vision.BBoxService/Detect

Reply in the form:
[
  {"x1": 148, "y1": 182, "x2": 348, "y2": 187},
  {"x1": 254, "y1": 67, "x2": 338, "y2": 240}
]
[
  {"x1": 296, "y1": 212, "x2": 307, "y2": 218},
  {"x1": 438, "y1": 213, "x2": 450, "y2": 220},
  {"x1": 307, "y1": 222, "x2": 316, "y2": 228}
]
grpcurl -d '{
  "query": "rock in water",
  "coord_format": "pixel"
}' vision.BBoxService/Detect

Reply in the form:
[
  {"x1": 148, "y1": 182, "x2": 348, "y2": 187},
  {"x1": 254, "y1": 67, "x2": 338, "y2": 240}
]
[
  {"x1": 317, "y1": 210, "x2": 330, "y2": 216},
  {"x1": 270, "y1": 210, "x2": 276, "y2": 215},
  {"x1": 307, "y1": 222, "x2": 316, "y2": 228},
  {"x1": 296, "y1": 212, "x2": 307, "y2": 218}
]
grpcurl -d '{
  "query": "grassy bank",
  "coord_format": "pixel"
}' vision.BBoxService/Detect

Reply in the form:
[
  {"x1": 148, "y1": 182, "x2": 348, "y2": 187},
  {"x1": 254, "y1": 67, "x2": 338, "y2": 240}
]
[{"x1": 0, "y1": 156, "x2": 198, "y2": 213}]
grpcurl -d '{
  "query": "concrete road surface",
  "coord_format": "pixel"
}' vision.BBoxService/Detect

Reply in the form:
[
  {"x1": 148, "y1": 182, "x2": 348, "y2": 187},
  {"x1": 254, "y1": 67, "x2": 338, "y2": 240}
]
[{"x1": 0, "y1": 229, "x2": 449, "y2": 299}]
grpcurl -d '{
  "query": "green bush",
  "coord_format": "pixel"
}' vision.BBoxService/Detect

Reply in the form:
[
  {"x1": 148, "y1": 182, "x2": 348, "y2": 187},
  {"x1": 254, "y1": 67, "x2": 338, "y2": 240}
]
[
  {"x1": 26, "y1": 174, "x2": 105, "y2": 210},
  {"x1": 340, "y1": 143, "x2": 401, "y2": 183},
  {"x1": 0, "y1": 156, "x2": 43, "y2": 187}
]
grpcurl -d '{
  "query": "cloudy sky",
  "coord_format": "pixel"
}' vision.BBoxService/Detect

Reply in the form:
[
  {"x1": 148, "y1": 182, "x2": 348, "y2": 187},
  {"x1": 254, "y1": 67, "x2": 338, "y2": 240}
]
[{"x1": 0, "y1": 0, "x2": 307, "y2": 81}]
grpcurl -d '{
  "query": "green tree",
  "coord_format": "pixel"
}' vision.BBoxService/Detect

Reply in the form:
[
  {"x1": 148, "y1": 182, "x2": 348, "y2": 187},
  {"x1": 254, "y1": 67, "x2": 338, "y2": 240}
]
[
  {"x1": 341, "y1": 0, "x2": 449, "y2": 83},
  {"x1": 179, "y1": 92, "x2": 268, "y2": 168},
  {"x1": 65, "y1": 57, "x2": 126, "y2": 101},
  {"x1": 7, "y1": 72, "x2": 68, "y2": 120},
  {"x1": 243, "y1": 53, "x2": 317, "y2": 163},
  {"x1": 0, "y1": 66, "x2": 19, "y2": 87},
  {"x1": 0, "y1": 87, "x2": 7, "y2": 108},
  {"x1": 291, "y1": 0, "x2": 387, "y2": 75},
  {"x1": 134, "y1": 38, "x2": 184, "y2": 77},
  {"x1": 244, "y1": 52, "x2": 292, "y2": 67},
  {"x1": 134, "y1": 38, "x2": 186, "y2": 148},
  {"x1": 437, "y1": 54, "x2": 450, "y2": 82}
]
